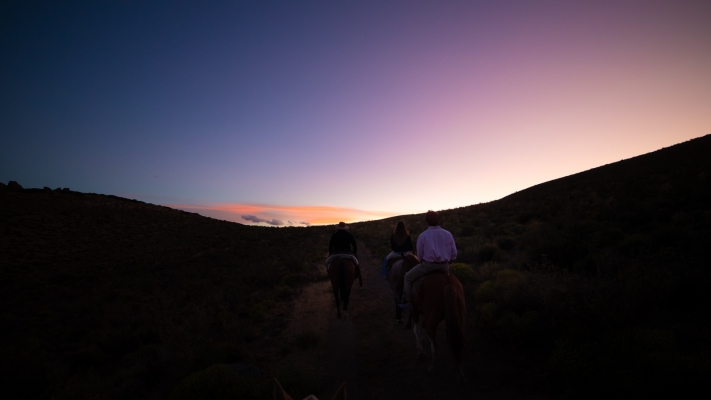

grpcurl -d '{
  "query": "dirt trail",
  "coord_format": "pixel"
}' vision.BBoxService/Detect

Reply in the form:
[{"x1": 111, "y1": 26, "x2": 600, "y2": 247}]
[{"x1": 279, "y1": 243, "x2": 544, "y2": 400}]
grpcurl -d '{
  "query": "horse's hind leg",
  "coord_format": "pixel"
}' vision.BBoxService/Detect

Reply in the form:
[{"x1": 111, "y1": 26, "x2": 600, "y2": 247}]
[
  {"x1": 413, "y1": 323, "x2": 426, "y2": 360},
  {"x1": 426, "y1": 322, "x2": 439, "y2": 374},
  {"x1": 342, "y1": 292, "x2": 350, "y2": 319},
  {"x1": 332, "y1": 287, "x2": 341, "y2": 319},
  {"x1": 341, "y1": 282, "x2": 352, "y2": 319}
]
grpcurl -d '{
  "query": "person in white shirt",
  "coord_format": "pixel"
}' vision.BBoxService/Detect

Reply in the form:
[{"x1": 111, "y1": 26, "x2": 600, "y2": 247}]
[{"x1": 401, "y1": 210, "x2": 457, "y2": 307}]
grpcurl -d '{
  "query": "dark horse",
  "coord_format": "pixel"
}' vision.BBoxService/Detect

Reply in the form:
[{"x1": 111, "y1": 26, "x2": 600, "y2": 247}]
[
  {"x1": 386, "y1": 253, "x2": 420, "y2": 327},
  {"x1": 411, "y1": 271, "x2": 466, "y2": 380},
  {"x1": 328, "y1": 257, "x2": 356, "y2": 319}
]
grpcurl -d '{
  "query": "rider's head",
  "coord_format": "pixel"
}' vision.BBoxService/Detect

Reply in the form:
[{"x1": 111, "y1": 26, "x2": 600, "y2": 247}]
[
  {"x1": 394, "y1": 220, "x2": 407, "y2": 234},
  {"x1": 425, "y1": 210, "x2": 439, "y2": 226}
]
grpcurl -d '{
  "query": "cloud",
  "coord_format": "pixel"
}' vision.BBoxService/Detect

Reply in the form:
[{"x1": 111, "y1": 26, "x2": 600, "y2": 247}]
[
  {"x1": 167, "y1": 202, "x2": 399, "y2": 226},
  {"x1": 242, "y1": 215, "x2": 284, "y2": 226}
]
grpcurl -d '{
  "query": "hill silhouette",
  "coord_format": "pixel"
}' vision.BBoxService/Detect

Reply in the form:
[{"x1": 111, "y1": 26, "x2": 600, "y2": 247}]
[
  {"x1": 2, "y1": 134, "x2": 710, "y2": 398},
  {"x1": 0, "y1": 188, "x2": 333, "y2": 399},
  {"x1": 354, "y1": 133, "x2": 711, "y2": 397}
]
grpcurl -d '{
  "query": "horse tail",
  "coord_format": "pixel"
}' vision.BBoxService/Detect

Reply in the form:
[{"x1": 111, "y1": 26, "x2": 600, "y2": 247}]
[{"x1": 444, "y1": 283, "x2": 465, "y2": 366}]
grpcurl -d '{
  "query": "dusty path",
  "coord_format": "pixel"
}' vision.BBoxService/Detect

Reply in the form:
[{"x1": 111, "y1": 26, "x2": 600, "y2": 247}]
[{"x1": 279, "y1": 243, "x2": 546, "y2": 400}]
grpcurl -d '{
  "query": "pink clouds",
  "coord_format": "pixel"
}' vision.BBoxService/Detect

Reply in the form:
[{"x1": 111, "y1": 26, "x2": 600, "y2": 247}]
[{"x1": 166, "y1": 202, "x2": 398, "y2": 226}]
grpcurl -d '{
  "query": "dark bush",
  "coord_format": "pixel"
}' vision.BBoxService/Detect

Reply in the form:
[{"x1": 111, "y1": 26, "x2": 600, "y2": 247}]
[
  {"x1": 496, "y1": 236, "x2": 516, "y2": 251},
  {"x1": 478, "y1": 244, "x2": 499, "y2": 262},
  {"x1": 450, "y1": 263, "x2": 475, "y2": 284}
]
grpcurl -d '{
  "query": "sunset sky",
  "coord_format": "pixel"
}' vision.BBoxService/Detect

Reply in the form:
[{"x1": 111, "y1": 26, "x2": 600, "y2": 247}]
[{"x1": 2, "y1": 1, "x2": 710, "y2": 226}]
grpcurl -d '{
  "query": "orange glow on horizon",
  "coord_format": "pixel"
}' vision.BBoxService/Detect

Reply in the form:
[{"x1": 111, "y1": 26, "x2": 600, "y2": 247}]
[{"x1": 167, "y1": 202, "x2": 399, "y2": 226}]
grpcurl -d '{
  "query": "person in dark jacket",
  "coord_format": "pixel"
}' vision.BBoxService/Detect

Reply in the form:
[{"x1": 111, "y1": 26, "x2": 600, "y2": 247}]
[
  {"x1": 328, "y1": 222, "x2": 361, "y2": 283},
  {"x1": 329, "y1": 222, "x2": 357, "y2": 255}
]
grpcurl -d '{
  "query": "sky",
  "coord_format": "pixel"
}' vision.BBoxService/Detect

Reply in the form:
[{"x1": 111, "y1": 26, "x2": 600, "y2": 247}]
[{"x1": 2, "y1": 0, "x2": 710, "y2": 226}]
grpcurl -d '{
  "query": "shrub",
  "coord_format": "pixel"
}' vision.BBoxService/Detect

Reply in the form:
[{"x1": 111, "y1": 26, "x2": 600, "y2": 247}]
[
  {"x1": 450, "y1": 263, "x2": 475, "y2": 284},
  {"x1": 460, "y1": 226, "x2": 474, "y2": 237},
  {"x1": 478, "y1": 302, "x2": 498, "y2": 328},
  {"x1": 495, "y1": 270, "x2": 526, "y2": 296},
  {"x1": 274, "y1": 285, "x2": 294, "y2": 300},
  {"x1": 496, "y1": 236, "x2": 517, "y2": 251},
  {"x1": 475, "y1": 281, "x2": 497, "y2": 303},
  {"x1": 478, "y1": 244, "x2": 500, "y2": 262},
  {"x1": 474, "y1": 261, "x2": 503, "y2": 283},
  {"x1": 494, "y1": 310, "x2": 545, "y2": 347}
]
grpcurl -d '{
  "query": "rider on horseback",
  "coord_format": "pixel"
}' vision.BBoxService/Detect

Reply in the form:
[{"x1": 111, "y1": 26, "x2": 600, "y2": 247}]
[
  {"x1": 327, "y1": 222, "x2": 361, "y2": 282},
  {"x1": 401, "y1": 210, "x2": 457, "y2": 307},
  {"x1": 381, "y1": 220, "x2": 414, "y2": 276}
]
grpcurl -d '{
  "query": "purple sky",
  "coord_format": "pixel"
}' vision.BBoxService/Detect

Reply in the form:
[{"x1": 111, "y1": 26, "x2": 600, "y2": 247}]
[{"x1": 2, "y1": 1, "x2": 710, "y2": 225}]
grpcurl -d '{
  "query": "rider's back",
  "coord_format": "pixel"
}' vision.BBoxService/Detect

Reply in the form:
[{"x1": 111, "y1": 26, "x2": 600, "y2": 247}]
[{"x1": 329, "y1": 229, "x2": 356, "y2": 254}]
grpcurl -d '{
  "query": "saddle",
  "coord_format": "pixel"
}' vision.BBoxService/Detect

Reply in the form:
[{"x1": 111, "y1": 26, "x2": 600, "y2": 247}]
[
  {"x1": 326, "y1": 253, "x2": 359, "y2": 272},
  {"x1": 412, "y1": 270, "x2": 449, "y2": 297},
  {"x1": 385, "y1": 251, "x2": 414, "y2": 274},
  {"x1": 386, "y1": 257, "x2": 400, "y2": 277}
]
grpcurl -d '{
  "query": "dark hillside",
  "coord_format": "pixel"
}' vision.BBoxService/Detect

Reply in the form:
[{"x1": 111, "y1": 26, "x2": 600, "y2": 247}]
[
  {"x1": 0, "y1": 187, "x2": 331, "y2": 399},
  {"x1": 2, "y1": 133, "x2": 709, "y2": 399},
  {"x1": 355, "y1": 134, "x2": 711, "y2": 397}
]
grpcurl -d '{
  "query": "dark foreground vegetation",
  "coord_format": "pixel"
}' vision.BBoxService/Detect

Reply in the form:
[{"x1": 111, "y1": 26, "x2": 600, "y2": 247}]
[
  {"x1": 2, "y1": 134, "x2": 710, "y2": 399},
  {"x1": 0, "y1": 186, "x2": 332, "y2": 399},
  {"x1": 356, "y1": 134, "x2": 711, "y2": 397}
]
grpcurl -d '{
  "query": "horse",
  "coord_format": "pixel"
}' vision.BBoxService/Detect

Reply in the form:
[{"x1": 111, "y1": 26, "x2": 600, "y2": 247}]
[
  {"x1": 328, "y1": 257, "x2": 356, "y2": 319},
  {"x1": 274, "y1": 379, "x2": 346, "y2": 400},
  {"x1": 386, "y1": 253, "x2": 420, "y2": 327},
  {"x1": 411, "y1": 271, "x2": 466, "y2": 380}
]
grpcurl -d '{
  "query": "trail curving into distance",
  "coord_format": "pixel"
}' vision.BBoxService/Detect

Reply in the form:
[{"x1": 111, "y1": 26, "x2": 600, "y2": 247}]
[{"x1": 282, "y1": 242, "x2": 546, "y2": 400}]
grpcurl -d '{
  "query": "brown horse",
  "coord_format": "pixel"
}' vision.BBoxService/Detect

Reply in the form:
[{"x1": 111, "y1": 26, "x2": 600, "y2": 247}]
[
  {"x1": 274, "y1": 378, "x2": 346, "y2": 400},
  {"x1": 328, "y1": 257, "x2": 356, "y2": 319},
  {"x1": 411, "y1": 271, "x2": 466, "y2": 380},
  {"x1": 386, "y1": 253, "x2": 420, "y2": 327}
]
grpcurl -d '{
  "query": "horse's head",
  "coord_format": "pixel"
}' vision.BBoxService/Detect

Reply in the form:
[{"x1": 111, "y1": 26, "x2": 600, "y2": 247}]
[{"x1": 274, "y1": 379, "x2": 346, "y2": 400}]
